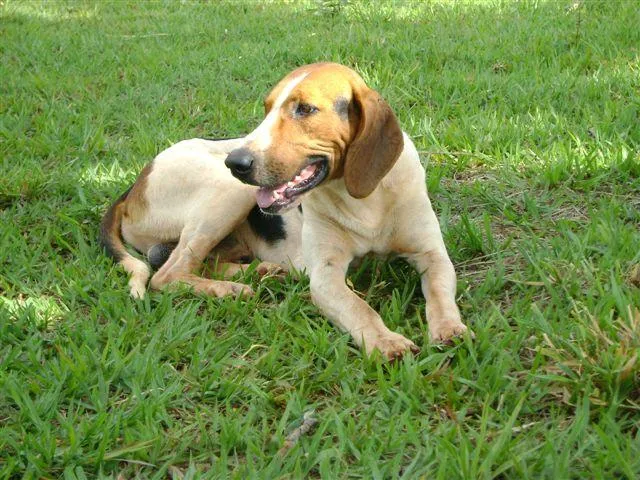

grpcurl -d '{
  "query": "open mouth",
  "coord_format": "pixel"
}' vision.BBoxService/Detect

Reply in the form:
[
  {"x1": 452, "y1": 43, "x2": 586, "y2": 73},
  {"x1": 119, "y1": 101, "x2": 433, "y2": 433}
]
[{"x1": 256, "y1": 157, "x2": 328, "y2": 213}]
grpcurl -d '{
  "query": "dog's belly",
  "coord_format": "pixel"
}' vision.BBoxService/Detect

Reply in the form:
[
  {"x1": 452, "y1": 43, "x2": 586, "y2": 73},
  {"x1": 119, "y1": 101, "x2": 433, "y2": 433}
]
[{"x1": 121, "y1": 214, "x2": 184, "y2": 254}]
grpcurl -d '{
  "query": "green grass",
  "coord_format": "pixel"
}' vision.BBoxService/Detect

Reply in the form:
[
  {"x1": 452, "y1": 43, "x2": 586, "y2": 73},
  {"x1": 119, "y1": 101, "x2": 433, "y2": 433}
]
[{"x1": 1, "y1": 0, "x2": 639, "y2": 477}]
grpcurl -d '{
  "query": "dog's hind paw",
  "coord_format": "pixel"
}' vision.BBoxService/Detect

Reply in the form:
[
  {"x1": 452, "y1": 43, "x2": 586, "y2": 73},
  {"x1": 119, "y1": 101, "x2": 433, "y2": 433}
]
[
  {"x1": 203, "y1": 281, "x2": 254, "y2": 298},
  {"x1": 256, "y1": 262, "x2": 288, "y2": 278},
  {"x1": 129, "y1": 284, "x2": 146, "y2": 299}
]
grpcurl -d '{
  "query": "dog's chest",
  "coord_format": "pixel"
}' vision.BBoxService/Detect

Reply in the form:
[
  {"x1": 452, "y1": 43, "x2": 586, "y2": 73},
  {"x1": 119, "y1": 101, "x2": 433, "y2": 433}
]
[
  {"x1": 307, "y1": 187, "x2": 398, "y2": 256},
  {"x1": 303, "y1": 181, "x2": 396, "y2": 251}
]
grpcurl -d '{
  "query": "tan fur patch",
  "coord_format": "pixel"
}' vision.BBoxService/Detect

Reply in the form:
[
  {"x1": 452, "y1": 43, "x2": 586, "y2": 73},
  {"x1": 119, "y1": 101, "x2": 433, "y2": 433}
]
[{"x1": 123, "y1": 162, "x2": 153, "y2": 221}]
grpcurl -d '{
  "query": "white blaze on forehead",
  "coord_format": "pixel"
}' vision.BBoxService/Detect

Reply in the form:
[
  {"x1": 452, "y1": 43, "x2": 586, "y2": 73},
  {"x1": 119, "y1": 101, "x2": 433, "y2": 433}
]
[{"x1": 245, "y1": 73, "x2": 309, "y2": 151}]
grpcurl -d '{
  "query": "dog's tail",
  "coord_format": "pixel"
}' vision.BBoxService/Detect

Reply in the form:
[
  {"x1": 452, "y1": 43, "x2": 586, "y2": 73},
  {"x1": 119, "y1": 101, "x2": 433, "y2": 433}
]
[{"x1": 99, "y1": 188, "x2": 151, "y2": 299}]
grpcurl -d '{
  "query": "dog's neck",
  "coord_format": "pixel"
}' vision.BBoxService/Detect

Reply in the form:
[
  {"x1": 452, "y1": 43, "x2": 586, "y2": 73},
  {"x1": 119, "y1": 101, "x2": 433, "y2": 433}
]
[{"x1": 302, "y1": 133, "x2": 424, "y2": 246}]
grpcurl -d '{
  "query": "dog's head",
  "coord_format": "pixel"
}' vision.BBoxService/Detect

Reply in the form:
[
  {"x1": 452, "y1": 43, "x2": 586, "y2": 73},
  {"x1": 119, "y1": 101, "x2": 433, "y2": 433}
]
[{"x1": 225, "y1": 63, "x2": 404, "y2": 213}]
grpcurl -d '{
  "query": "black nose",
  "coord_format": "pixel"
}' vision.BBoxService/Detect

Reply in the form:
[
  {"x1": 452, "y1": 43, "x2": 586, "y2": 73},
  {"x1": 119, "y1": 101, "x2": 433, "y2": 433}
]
[{"x1": 225, "y1": 148, "x2": 255, "y2": 180}]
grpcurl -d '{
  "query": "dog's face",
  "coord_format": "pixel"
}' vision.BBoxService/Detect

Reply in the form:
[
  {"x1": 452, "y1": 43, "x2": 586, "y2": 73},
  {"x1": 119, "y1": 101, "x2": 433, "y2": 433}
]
[{"x1": 225, "y1": 63, "x2": 404, "y2": 214}]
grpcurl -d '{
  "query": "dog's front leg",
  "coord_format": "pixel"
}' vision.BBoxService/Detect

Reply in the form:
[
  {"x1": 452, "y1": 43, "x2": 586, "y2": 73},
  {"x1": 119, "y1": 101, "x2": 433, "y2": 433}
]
[
  {"x1": 406, "y1": 249, "x2": 467, "y2": 342},
  {"x1": 304, "y1": 234, "x2": 418, "y2": 360},
  {"x1": 397, "y1": 196, "x2": 469, "y2": 343}
]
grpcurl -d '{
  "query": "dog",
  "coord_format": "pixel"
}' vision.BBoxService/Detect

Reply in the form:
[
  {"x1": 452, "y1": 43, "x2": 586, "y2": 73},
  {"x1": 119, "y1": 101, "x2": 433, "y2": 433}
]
[
  {"x1": 101, "y1": 62, "x2": 468, "y2": 359},
  {"x1": 100, "y1": 137, "x2": 304, "y2": 299},
  {"x1": 224, "y1": 62, "x2": 468, "y2": 359}
]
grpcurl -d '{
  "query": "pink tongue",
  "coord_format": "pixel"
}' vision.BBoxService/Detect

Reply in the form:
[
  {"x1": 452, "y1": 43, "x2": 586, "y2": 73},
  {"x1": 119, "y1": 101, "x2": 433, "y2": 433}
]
[
  {"x1": 256, "y1": 188, "x2": 277, "y2": 208},
  {"x1": 255, "y1": 164, "x2": 318, "y2": 209}
]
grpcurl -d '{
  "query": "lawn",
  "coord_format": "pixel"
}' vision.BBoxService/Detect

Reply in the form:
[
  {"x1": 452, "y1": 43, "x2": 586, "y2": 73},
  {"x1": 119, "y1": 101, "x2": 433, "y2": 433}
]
[{"x1": 1, "y1": 0, "x2": 639, "y2": 478}]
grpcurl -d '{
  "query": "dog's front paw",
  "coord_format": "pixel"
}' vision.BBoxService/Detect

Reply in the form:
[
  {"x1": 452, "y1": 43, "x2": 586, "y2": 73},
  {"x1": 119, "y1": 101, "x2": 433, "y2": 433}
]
[
  {"x1": 429, "y1": 320, "x2": 469, "y2": 344},
  {"x1": 366, "y1": 331, "x2": 420, "y2": 361}
]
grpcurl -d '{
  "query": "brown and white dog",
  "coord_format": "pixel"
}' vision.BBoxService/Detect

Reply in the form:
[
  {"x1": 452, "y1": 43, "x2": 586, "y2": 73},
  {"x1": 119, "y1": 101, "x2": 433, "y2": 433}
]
[
  {"x1": 225, "y1": 62, "x2": 468, "y2": 358},
  {"x1": 101, "y1": 62, "x2": 468, "y2": 359}
]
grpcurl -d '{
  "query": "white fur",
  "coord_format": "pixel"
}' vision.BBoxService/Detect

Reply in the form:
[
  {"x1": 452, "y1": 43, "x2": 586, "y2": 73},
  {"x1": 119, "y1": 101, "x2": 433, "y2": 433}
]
[{"x1": 245, "y1": 73, "x2": 309, "y2": 151}]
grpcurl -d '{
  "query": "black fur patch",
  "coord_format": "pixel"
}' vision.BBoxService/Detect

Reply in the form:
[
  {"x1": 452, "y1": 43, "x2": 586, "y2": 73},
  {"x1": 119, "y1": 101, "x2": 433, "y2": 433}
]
[
  {"x1": 334, "y1": 97, "x2": 349, "y2": 120},
  {"x1": 247, "y1": 205, "x2": 286, "y2": 244}
]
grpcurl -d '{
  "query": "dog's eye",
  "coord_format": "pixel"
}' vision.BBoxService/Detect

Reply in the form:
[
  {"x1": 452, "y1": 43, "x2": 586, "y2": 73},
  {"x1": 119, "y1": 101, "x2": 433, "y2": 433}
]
[{"x1": 295, "y1": 102, "x2": 318, "y2": 117}]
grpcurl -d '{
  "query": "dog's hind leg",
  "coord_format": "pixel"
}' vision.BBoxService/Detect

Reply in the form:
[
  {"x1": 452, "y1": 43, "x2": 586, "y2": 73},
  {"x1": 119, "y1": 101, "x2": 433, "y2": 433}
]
[
  {"x1": 147, "y1": 238, "x2": 286, "y2": 283},
  {"x1": 149, "y1": 200, "x2": 256, "y2": 298},
  {"x1": 150, "y1": 230, "x2": 254, "y2": 297},
  {"x1": 215, "y1": 262, "x2": 289, "y2": 281}
]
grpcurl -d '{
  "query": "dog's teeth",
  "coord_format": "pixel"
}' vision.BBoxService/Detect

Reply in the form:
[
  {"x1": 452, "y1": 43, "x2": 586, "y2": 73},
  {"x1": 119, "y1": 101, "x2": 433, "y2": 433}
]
[{"x1": 287, "y1": 182, "x2": 295, "y2": 187}]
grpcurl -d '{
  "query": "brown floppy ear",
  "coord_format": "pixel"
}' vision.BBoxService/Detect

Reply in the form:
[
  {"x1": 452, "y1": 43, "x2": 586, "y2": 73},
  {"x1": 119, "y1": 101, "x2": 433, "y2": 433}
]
[{"x1": 344, "y1": 86, "x2": 404, "y2": 198}]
